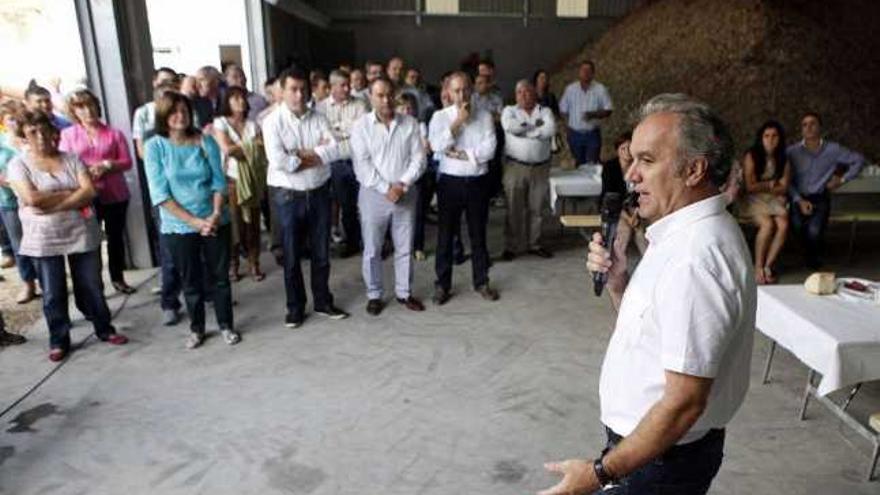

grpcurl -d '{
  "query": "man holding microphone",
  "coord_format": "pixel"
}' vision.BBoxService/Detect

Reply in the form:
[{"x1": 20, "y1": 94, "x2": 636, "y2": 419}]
[{"x1": 540, "y1": 94, "x2": 756, "y2": 494}]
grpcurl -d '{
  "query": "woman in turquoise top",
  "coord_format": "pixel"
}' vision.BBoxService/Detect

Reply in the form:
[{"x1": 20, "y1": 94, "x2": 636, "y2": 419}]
[{"x1": 144, "y1": 92, "x2": 240, "y2": 349}]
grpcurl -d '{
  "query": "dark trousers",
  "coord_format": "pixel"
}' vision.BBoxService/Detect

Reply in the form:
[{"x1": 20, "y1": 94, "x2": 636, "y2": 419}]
[
  {"x1": 790, "y1": 193, "x2": 831, "y2": 269},
  {"x1": 414, "y1": 160, "x2": 438, "y2": 252},
  {"x1": 0, "y1": 218, "x2": 9, "y2": 256},
  {"x1": 331, "y1": 160, "x2": 361, "y2": 249},
  {"x1": 163, "y1": 225, "x2": 233, "y2": 333},
  {"x1": 272, "y1": 184, "x2": 334, "y2": 317},
  {"x1": 435, "y1": 174, "x2": 491, "y2": 291},
  {"x1": 596, "y1": 427, "x2": 724, "y2": 494},
  {"x1": 154, "y1": 208, "x2": 182, "y2": 311},
  {"x1": 95, "y1": 200, "x2": 129, "y2": 283},
  {"x1": 568, "y1": 128, "x2": 602, "y2": 165},
  {"x1": 33, "y1": 250, "x2": 116, "y2": 350}
]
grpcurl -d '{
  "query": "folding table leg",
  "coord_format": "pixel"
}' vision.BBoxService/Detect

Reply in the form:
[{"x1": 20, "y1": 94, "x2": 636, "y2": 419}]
[
  {"x1": 799, "y1": 369, "x2": 816, "y2": 421},
  {"x1": 762, "y1": 340, "x2": 777, "y2": 384},
  {"x1": 841, "y1": 383, "x2": 862, "y2": 412},
  {"x1": 869, "y1": 438, "x2": 879, "y2": 481}
]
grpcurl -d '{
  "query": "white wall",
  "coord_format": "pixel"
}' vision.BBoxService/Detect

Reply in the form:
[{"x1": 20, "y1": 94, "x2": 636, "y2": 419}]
[{"x1": 145, "y1": 0, "x2": 251, "y2": 77}]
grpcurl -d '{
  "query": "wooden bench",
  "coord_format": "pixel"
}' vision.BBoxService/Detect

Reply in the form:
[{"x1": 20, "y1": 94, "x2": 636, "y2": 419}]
[{"x1": 559, "y1": 215, "x2": 601, "y2": 240}]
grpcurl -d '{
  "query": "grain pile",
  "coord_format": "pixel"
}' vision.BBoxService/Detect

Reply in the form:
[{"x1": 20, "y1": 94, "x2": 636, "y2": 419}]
[{"x1": 552, "y1": 0, "x2": 880, "y2": 161}]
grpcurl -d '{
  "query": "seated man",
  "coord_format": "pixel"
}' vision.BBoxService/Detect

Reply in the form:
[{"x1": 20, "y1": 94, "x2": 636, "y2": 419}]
[{"x1": 787, "y1": 112, "x2": 865, "y2": 269}]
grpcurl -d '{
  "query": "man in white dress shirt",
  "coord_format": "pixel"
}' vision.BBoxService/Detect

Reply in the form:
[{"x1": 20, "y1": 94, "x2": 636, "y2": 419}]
[
  {"x1": 317, "y1": 70, "x2": 369, "y2": 258},
  {"x1": 428, "y1": 72, "x2": 498, "y2": 305},
  {"x1": 499, "y1": 79, "x2": 556, "y2": 261},
  {"x1": 559, "y1": 60, "x2": 613, "y2": 165},
  {"x1": 263, "y1": 67, "x2": 350, "y2": 328},
  {"x1": 351, "y1": 78, "x2": 427, "y2": 316},
  {"x1": 540, "y1": 93, "x2": 755, "y2": 494}
]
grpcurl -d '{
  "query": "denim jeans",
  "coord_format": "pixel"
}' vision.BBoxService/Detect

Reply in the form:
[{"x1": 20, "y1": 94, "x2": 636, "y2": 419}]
[
  {"x1": 330, "y1": 159, "x2": 361, "y2": 249},
  {"x1": 595, "y1": 427, "x2": 724, "y2": 494},
  {"x1": 790, "y1": 193, "x2": 831, "y2": 269},
  {"x1": 163, "y1": 225, "x2": 233, "y2": 333},
  {"x1": 154, "y1": 207, "x2": 182, "y2": 311},
  {"x1": 435, "y1": 174, "x2": 491, "y2": 291},
  {"x1": 33, "y1": 250, "x2": 116, "y2": 350},
  {"x1": 567, "y1": 128, "x2": 602, "y2": 165},
  {"x1": 0, "y1": 207, "x2": 38, "y2": 282},
  {"x1": 272, "y1": 184, "x2": 334, "y2": 317}
]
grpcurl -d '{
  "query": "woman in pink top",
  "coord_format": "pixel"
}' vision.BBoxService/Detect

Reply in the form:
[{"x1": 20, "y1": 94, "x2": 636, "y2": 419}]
[{"x1": 59, "y1": 89, "x2": 136, "y2": 294}]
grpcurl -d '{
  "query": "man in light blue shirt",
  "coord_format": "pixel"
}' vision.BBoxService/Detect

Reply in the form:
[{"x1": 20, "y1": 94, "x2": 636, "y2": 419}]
[
  {"x1": 559, "y1": 60, "x2": 613, "y2": 164},
  {"x1": 787, "y1": 111, "x2": 865, "y2": 268}
]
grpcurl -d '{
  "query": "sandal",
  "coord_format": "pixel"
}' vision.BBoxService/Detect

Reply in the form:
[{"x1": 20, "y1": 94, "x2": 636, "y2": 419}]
[
  {"x1": 229, "y1": 269, "x2": 242, "y2": 282},
  {"x1": 764, "y1": 266, "x2": 777, "y2": 284},
  {"x1": 221, "y1": 329, "x2": 241, "y2": 345},
  {"x1": 250, "y1": 266, "x2": 265, "y2": 282},
  {"x1": 185, "y1": 332, "x2": 205, "y2": 350},
  {"x1": 112, "y1": 281, "x2": 137, "y2": 295},
  {"x1": 16, "y1": 284, "x2": 37, "y2": 304}
]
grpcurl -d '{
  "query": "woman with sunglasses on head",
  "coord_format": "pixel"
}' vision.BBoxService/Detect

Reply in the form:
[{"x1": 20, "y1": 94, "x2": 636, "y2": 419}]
[{"x1": 59, "y1": 89, "x2": 136, "y2": 294}]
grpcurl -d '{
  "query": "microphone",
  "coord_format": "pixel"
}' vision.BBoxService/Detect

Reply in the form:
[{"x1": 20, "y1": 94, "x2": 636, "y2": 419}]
[{"x1": 594, "y1": 192, "x2": 624, "y2": 297}]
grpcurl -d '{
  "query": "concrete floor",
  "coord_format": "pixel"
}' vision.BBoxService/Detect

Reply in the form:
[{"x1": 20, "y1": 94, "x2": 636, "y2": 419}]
[{"x1": 1, "y1": 211, "x2": 879, "y2": 495}]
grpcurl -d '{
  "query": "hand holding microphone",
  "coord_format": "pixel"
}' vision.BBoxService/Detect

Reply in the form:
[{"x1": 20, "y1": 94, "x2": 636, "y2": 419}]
[{"x1": 589, "y1": 192, "x2": 632, "y2": 297}]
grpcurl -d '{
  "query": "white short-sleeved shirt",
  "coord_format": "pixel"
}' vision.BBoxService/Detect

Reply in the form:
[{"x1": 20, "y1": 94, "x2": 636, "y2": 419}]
[
  {"x1": 559, "y1": 81, "x2": 613, "y2": 132},
  {"x1": 213, "y1": 117, "x2": 259, "y2": 180},
  {"x1": 599, "y1": 195, "x2": 756, "y2": 444}
]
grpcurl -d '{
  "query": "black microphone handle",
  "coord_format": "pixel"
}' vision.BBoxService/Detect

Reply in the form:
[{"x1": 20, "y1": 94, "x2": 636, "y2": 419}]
[{"x1": 593, "y1": 220, "x2": 618, "y2": 297}]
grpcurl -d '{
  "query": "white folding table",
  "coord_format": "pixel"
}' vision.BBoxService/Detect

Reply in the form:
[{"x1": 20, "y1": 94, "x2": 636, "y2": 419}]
[
  {"x1": 549, "y1": 164, "x2": 603, "y2": 214},
  {"x1": 757, "y1": 285, "x2": 880, "y2": 480}
]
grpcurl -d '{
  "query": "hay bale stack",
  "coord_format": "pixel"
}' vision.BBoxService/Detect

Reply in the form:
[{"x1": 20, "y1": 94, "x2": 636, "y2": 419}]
[{"x1": 552, "y1": 0, "x2": 880, "y2": 161}]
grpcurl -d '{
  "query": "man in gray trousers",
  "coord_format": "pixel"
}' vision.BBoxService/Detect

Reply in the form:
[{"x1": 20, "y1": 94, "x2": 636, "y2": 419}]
[{"x1": 350, "y1": 77, "x2": 427, "y2": 316}]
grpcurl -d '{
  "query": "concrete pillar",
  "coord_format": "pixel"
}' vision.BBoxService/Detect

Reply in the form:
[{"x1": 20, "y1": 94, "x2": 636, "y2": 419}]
[{"x1": 74, "y1": 0, "x2": 158, "y2": 269}]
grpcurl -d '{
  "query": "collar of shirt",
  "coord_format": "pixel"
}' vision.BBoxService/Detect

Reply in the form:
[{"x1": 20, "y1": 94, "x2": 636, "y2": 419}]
[
  {"x1": 367, "y1": 110, "x2": 402, "y2": 133},
  {"x1": 797, "y1": 138, "x2": 826, "y2": 154},
  {"x1": 281, "y1": 104, "x2": 315, "y2": 124},
  {"x1": 645, "y1": 194, "x2": 727, "y2": 246}
]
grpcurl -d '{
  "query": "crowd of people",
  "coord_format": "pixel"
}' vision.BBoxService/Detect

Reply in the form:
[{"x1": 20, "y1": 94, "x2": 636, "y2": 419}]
[{"x1": 0, "y1": 56, "x2": 868, "y2": 361}]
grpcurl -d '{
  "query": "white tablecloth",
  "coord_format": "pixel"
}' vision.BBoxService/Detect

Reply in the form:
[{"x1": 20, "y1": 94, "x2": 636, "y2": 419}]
[
  {"x1": 756, "y1": 285, "x2": 880, "y2": 395},
  {"x1": 549, "y1": 164, "x2": 603, "y2": 213}
]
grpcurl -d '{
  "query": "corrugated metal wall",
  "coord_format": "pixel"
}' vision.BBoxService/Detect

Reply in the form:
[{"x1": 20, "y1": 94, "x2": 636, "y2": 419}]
[{"x1": 315, "y1": 0, "x2": 642, "y2": 18}]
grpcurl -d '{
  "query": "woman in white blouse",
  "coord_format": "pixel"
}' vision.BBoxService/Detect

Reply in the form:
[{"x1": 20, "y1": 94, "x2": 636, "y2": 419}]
[{"x1": 213, "y1": 86, "x2": 266, "y2": 281}]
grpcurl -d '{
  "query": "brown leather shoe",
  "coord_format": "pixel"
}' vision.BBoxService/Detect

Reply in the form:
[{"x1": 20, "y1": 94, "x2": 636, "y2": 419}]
[
  {"x1": 396, "y1": 296, "x2": 425, "y2": 312},
  {"x1": 476, "y1": 285, "x2": 499, "y2": 301},
  {"x1": 366, "y1": 298, "x2": 384, "y2": 316}
]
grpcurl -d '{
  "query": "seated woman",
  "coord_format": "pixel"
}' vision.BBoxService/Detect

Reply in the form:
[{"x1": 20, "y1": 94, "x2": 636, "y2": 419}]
[
  {"x1": 600, "y1": 131, "x2": 633, "y2": 207},
  {"x1": 144, "y1": 91, "x2": 240, "y2": 349},
  {"x1": 59, "y1": 89, "x2": 136, "y2": 294},
  {"x1": 212, "y1": 86, "x2": 266, "y2": 281},
  {"x1": 742, "y1": 120, "x2": 791, "y2": 284},
  {"x1": 7, "y1": 110, "x2": 128, "y2": 361}
]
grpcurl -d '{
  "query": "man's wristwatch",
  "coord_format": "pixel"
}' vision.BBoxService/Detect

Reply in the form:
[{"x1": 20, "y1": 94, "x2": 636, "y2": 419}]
[{"x1": 593, "y1": 457, "x2": 620, "y2": 491}]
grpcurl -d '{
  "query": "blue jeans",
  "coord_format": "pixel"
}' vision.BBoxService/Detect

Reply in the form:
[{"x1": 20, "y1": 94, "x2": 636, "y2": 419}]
[
  {"x1": 790, "y1": 193, "x2": 831, "y2": 269},
  {"x1": 33, "y1": 250, "x2": 116, "y2": 350},
  {"x1": 596, "y1": 427, "x2": 724, "y2": 494},
  {"x1": 0, "y1": 216, "x2": 10, "y2": 256},
  {"x1": 567, "y1": 128, "x2": 602, "y2": 165},
  {"x1": 272, "y1": 184, "x2": 334, "y2": 317},
  {"x1": 0, "y1": 207, "x2": 38, "y2": 282}
]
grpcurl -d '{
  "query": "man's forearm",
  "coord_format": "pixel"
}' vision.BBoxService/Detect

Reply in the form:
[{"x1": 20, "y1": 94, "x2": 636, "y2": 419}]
[{"x1": 602, "y1": 392, "x2": 705, "y2": 480}]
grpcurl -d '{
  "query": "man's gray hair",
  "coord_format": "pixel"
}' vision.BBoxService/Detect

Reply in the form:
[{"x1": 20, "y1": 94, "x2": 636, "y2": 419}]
[
  {"x1": 515, "y1": 79, "x2": 534, "y2": 92},
  {"x1": 329, "y1": 69, "x2": 350, "y2": 86},
  {"x1": 636, "y1": 93, "x2": 734, "y2": 188}
]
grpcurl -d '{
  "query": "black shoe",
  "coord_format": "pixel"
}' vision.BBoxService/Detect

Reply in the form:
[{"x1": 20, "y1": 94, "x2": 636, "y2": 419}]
[
  {"x1": 500, "y1": 250, "x2": 516, "y2": 262},
  {"x1": 454, "y1": 252, "x2": 470, "y2": 265},
  {"x1": 432, "y1": 286, "x2": 452, "y2": 306},
  {"x1": 528, "y1": 247, "x2": 554, "y2": 259},
  {"x1": 366, "y1": 299, "x2": 384, "y2": 316},
  {"x1": 315, "y1": 305, "x2": 349, "y2": 320},
  {"x1": 284, "y1": 313, "x2": 303, "y2": 328},
  {"x1": 397, "y1": 296, "x2": 425, "y2": 312},
  {"x1": 476, "y1": 285, "x2": 499, "y2": 301}
]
